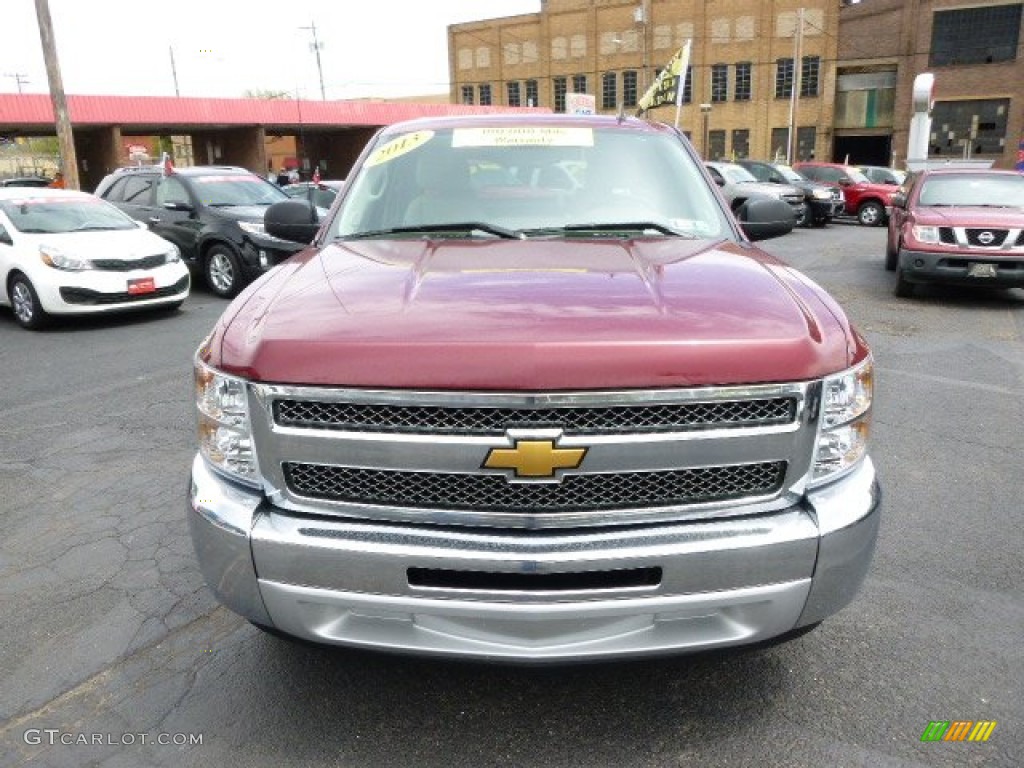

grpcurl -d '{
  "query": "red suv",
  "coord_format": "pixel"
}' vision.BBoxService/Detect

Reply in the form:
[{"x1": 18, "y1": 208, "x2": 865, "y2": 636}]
[
  {"x1": 794, "y1": 162, "x2": 897, "y2": 227},
  {"x1": 886, "y1": 168, "x2": 1024, "y2": 297}
]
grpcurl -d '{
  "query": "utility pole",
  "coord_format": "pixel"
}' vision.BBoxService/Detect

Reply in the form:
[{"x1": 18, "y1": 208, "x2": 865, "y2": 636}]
[
  {"x1": 300, "y1": 21, "x2": 326, "y2": 101},
  {"x1": 4, "y1": 73, "x2": 29, "y2": 94},
  {"x1": 33, "y1": 0, "x2": 79, "y2": 189},
  {"x1": 169, "y1": 46, "x2": 180, "y2": 97}
]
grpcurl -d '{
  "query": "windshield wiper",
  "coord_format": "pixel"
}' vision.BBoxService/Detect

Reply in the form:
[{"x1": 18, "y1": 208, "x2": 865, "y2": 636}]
[
  {"x1": 344, "y1": 222, "x2": 523, "y2": 240},
  {"x1": 72, "y1": 225, "x2": 127, "y2": 231},
  {"x1": 557, "y1": 222, "x2": 688, "y2": 237}
]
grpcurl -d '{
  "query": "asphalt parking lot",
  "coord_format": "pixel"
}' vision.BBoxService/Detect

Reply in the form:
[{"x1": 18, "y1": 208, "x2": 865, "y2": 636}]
[{"x1": 1, "y1": 222, "x2": 1021, "y2": 768}]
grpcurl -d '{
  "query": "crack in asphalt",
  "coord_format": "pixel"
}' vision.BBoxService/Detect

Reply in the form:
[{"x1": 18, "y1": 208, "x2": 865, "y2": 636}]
[{"x1": 0, "y1": 606, "x2": 240, "y2": 736}]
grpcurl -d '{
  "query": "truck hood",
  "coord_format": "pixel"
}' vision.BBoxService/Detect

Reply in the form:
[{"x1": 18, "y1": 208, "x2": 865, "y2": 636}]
[
  {"x1": 209, "y1": 204, "x2": 276, "y2": 222},
  {"x1": 734, "y1": 181, "x2": 802, "y2": 199},
  {"x1": 215, "y1": 237, "x2": 852, "y2": 389}
]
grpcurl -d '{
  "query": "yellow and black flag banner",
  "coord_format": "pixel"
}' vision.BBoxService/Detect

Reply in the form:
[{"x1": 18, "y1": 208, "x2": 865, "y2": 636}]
[{"x1": 636, "y1": 43, "x2": 690, "y2": 114}]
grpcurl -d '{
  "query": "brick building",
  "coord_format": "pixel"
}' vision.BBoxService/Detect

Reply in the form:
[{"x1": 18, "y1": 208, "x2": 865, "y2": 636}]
[{"x1": 449, "y1": 0, "x2": 1024, "y2": 169}]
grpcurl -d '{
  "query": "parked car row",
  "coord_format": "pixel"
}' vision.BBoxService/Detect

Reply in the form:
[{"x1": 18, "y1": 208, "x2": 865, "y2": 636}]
[
  {"x1": 734, "y1": 160, "x2": 844, "y2": 227},
  {"x1": 705, "y1": 159, "x2": 902, "y2": 230}
]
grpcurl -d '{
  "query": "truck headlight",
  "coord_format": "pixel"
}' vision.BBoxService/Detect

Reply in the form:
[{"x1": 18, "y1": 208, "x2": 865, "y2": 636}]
[
  {"x1": 194, "y1": 357, "x2": 259, "y2": 485},
  {"x1": 811, "y1": 188, "x2": 832, "y2": 200},
  {"x1": 812, "y1": 356, "x2": 873, "y2": 484},
  {"x1": 238, "y1": 220, "x2": 266, "y2": 237},
  {"x1": 911, "y1": 225, "x2": 940, "y2": 244}
]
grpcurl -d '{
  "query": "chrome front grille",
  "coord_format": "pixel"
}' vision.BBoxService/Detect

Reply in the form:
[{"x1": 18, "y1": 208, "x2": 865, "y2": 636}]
[
  {"x1": 249, "y1": 383, "x2": 819, "y2": 529},
  {"x1": 274, "y1": 397, "x2": 797, "y2": 435},
  {"x1": 284, "y1": 461, "x2": 787, "y2": 512}
]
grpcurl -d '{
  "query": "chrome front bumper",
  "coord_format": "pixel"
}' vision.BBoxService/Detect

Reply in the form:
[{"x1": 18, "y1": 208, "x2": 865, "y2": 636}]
[{"x1": 188, "y1": 455, "x2": 880, "y2": 661}]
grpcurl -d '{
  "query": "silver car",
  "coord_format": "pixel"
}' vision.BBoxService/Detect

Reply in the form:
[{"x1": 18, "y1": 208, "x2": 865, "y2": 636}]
[{"x1": 705, "y1": 161, "x2": 806, "y2": 227}]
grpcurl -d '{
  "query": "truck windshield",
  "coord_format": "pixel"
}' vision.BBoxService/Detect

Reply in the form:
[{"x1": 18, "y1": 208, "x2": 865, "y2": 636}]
[{"x1": 331, "y1": 124, "x2": 728, "y2": 240}]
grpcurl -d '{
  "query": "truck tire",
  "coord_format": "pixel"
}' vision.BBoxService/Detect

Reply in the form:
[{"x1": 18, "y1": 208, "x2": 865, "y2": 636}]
[
  {"x1": 796, "y1": 202, "x2": 813, "y2": 228},
  {"x1": 857, "y1": 200, "x2": 885, "y2": 227}
]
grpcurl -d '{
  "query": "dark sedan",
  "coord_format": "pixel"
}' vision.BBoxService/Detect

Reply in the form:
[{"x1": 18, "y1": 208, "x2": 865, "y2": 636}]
[{"x1": 736, "y1": 160, "x2": 843, "y2": 227}]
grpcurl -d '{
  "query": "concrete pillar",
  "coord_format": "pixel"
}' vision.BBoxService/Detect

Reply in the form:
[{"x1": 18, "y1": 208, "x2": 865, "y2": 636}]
[{"x1": 73, "y1": 125, "x2": 122, "y2": 192}]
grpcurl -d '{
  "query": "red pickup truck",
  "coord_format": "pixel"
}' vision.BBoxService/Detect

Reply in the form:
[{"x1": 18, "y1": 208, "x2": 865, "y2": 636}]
[
  {"x1": 794, "y1": 161, "x2": 898, "y2": 227},
  {"x1": 188, "y1": 114, "x2": 880, "y2": 662}
]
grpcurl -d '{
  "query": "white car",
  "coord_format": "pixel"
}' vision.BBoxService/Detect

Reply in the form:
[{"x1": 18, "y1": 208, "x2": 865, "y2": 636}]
[{"x1": 0, "y1": 188, "x2": 190, "y2": 329}]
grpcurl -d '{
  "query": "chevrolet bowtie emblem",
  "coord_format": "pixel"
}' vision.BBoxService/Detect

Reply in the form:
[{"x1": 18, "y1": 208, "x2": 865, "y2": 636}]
[{"x1": 483, "y1": 439, "x2": 587, "y2": 479}]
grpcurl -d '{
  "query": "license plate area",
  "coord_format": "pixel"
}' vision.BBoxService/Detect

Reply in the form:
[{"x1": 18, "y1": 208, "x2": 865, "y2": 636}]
[
  {"x1": 127, "y1": 277, "x2": 156, "y2": 294},
  {"x1": 967, "y1": 263, "x2": 998, "y2": 278}
]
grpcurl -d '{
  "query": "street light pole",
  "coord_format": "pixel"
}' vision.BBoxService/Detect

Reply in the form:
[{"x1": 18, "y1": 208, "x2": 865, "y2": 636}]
[
  {"x1": 700, "y1": 103, "x2": 712, "y2": 159},
  {"x1": 300, "y1": 21, "x2": 326, "y2": 101}
]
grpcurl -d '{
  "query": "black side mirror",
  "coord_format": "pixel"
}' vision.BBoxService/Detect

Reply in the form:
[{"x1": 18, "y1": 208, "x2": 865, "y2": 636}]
[
  {"x1": 0, "y1": 231, "x2": 12, "y2": 246},
  {"x1": 265, "y1": 200, "x2": 320, "y2": 244},
  {"x1": 735, "y1": 196, "x2": 796, "y2": 241},
  {"x1": 890, "y1": 193, "x2": 906, "y2": 209}
]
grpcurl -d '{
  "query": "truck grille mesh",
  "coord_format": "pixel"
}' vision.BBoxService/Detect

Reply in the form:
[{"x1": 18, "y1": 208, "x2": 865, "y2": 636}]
[
  {"x1": 283, "y1": 460, "x2": 787, "y2": 512},
  {"x1": 274, "y1": 397, "x2": 796, "y2": 435}
]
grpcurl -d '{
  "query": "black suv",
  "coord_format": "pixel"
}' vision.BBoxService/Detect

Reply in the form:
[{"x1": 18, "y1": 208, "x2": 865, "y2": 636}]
[
  {"x1": 94, "y1": 165, "x2": 308, "y2": 297},
  {"x1": 736, "y1": 160, "x2": 844, "y2": 228}
]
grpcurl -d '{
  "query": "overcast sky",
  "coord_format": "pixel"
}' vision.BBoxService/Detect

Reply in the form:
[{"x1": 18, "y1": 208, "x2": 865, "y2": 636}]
[{"x1": 2, "y1": 0, "x2": 540, "y2": 100}]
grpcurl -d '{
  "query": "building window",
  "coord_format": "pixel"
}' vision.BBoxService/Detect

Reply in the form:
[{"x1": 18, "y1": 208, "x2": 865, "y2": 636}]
[
  {"x1": 572, "y1": 74, "x2": 587, "y2": 94},
  {"x1": 681, "y1": 68, "x2": 692, "y2": 104},
  {"x1": 775, "y1": 58, "x2": 794, "y2": 99},
  {"x1": 930, "y1": 99, "x2": 1010, "y2": 156},
  {"x1": 623, "y1": 70, "x2": 638, "y2": 107},
  {"x1": 553, "y1": 77, "x2": 567, "y2": 112},
  {"x1": 478, "y1": 84, "x2": 492, "y2": 106},
  {"x1": 461, "y1": 85, "x2": 474, "y2": 105},
  {"x1": 525, "y1": 79, "x2": 539, "y2": 107},
  {"x1": 931, "y1": 4, "x2": 1022, "y2": 66},
  {"x1": 708, "y1": 130, "x2": 726, "y2": 161},
  {"x1": 732, "y1": 129, "x2": 750, "y2": 159},
  {"x1": 711, "y1": 64, "x2": 728, "y2": 103},
  {"x1": 734, "y1": 62, "x2": 752, "y2": 101},
  {"x1": 771, "y1": 128, "x2": 789, "y2": 161},
  {"x1": 796, "y1": 126, "x2": 816, "y2": 161},
  {"x1": 801, "y1": 56, "x2": 820, "y2": 97},
  {"x1": 507, "y1": 81, "x2": 521, "y2": 107},
  {"x1": 769, "y1": 126, "x2": 816, "y2": 161},
  {"x1": 602, "y1": 72, "x2": 617, "y2": 110}
]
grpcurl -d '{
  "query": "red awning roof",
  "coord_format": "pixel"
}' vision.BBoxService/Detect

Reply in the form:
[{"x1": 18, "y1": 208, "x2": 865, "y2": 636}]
[{"x1": 0, "y1": 93, "x2": 543, "y2": 131}]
